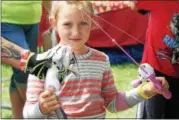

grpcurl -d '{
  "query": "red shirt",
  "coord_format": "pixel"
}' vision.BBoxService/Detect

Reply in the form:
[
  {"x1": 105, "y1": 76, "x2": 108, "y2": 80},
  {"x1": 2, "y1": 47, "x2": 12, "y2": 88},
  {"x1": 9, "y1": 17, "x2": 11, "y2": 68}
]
[{"x1": 136, "y1": 1, "x2": 179, "y2": 77}]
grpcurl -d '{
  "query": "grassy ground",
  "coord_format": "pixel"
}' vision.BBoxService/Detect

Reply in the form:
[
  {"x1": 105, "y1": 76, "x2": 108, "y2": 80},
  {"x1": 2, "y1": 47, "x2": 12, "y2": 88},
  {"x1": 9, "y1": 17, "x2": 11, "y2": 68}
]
[
  {"x1": 1, "y1": 65, "x2": 13, "y2": 118},
  {"x1": 1, "y1": 63, "x2": 138, "y2": 119}
]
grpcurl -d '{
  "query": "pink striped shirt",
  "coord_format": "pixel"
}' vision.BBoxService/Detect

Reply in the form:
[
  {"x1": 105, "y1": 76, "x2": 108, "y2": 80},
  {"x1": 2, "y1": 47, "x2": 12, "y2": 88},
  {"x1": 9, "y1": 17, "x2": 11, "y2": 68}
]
[{"x1": 24, "y1": 48, "x2": 136, "y2": 119}]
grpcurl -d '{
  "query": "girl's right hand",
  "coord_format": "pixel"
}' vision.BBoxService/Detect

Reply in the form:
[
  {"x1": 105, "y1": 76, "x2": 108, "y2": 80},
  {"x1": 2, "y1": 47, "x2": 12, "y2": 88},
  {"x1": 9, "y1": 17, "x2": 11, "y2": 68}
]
[{"x1": 39, "y1": 88, "x2": 61, "y2": 115}]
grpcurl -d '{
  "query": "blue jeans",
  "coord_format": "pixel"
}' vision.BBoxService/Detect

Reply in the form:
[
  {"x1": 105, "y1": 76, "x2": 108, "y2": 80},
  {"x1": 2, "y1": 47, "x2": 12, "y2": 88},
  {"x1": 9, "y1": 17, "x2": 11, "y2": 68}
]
[{"x1": 1, "y1": 23, "x2": 39, "y2": 91}]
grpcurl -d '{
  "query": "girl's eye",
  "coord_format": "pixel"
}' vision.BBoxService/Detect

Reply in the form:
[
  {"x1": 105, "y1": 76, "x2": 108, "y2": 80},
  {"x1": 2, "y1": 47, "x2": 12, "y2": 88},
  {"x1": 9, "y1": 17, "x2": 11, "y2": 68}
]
[
  {"x1": 81, "y1": 22, "x2": 88, "y2": 26},
  {"x1": 63, "y1": 23, "x2": 71, "y2": 26}
]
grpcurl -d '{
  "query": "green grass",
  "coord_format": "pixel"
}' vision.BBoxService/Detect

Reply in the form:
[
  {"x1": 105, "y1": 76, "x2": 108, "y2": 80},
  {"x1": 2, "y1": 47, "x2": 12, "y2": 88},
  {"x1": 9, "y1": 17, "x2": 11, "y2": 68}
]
[
  {"x1": 1, "y1": 63, "x2": 138, "y2": 119},
  {"x1": 1, "y1": 65, "x2": 13, "y2": 118}
]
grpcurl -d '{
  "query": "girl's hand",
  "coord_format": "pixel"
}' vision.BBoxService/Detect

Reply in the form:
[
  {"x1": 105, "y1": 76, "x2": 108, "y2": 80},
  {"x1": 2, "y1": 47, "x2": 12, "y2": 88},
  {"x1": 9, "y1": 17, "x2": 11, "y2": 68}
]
[
  {"x1": 39, "y1": 87, "x2": 61, "y2": 115},
  {"x1": 138, "y1": 77, "x2": 169, "y2": 99}
]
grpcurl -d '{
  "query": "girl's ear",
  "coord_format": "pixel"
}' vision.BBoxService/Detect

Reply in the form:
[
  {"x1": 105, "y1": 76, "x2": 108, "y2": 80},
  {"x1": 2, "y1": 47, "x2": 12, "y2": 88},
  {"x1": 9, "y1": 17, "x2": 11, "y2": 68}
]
[{"x1": 49, "y1": 17, "x2": 57, "y2": 30}]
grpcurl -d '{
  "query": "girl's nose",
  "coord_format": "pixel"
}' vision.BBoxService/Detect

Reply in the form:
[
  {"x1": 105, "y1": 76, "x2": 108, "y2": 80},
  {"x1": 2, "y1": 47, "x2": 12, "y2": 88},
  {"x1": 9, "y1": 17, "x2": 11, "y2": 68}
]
[{"x1": 72, "y1": 26, "x2": 80, "y2": 37}]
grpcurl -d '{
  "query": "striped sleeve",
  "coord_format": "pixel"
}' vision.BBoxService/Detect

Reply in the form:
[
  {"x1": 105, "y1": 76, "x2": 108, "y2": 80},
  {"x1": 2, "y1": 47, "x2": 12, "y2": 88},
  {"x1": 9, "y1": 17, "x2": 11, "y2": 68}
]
[
  {"x1": 102, "y1": 55, "x2": 146, "y2": 113},
  {"x1": 23, "y1": 74, "x2": 47, "y2": 118},
  {"x1": 100, "y1": 55, "x2": 129, "y2": 112},
  {"x1": 101, "y1": 55, "x2": 118, "y2": 110},
  {"x1": 107, "y1": 89, "x2": 146, "y2": 113}
]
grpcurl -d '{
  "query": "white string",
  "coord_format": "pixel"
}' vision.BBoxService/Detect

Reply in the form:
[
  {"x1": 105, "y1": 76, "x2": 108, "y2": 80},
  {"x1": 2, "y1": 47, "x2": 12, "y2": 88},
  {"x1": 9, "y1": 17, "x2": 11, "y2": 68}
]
[
  {"x1": 80, "y1": 6, "x2": 140, "y2": 66},
  {"x1": 81, "y1": 5, "x2": 144, "y2": 44},
  {"x1": 78, "y1": 6, "x2": 179, "y2": 64}
]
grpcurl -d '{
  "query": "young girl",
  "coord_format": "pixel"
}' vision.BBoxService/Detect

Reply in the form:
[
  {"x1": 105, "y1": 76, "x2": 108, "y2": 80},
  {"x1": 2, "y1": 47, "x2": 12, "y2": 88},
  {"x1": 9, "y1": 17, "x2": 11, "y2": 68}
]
[{"x1": 23, "y1": 1, "x2": 169, "y2": 119}]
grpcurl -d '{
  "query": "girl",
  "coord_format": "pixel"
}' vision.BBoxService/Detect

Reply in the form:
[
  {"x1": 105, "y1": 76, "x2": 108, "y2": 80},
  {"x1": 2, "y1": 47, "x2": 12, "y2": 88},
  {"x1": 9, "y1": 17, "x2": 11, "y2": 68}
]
[{"x1": 23, "y1": 1, "x2": 169, "y2": 119}]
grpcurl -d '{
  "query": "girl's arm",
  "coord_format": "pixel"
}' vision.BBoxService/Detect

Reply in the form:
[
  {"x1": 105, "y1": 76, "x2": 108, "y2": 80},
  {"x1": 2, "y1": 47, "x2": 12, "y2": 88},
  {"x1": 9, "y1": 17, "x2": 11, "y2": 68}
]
[
  {"x1": 102, "y1": 55, "x2": 169, "y2": 113},
  {"x1": 101, "y1": 55, "x2": 131, "y2": 112}
]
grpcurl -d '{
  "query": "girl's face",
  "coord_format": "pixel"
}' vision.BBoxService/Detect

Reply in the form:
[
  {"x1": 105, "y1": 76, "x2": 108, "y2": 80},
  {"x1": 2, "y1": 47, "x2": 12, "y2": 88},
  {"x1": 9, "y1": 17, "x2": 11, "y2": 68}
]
[{"x1": 54, "y1": 5, "x2": 92, "y2": 51}]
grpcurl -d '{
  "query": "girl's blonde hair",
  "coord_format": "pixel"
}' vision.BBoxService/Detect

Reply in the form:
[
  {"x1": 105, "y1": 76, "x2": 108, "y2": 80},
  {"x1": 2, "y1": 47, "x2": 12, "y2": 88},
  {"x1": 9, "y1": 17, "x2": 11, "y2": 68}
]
[{"x1": 50, "y1": 1, "x2": 94, "y2": 19}]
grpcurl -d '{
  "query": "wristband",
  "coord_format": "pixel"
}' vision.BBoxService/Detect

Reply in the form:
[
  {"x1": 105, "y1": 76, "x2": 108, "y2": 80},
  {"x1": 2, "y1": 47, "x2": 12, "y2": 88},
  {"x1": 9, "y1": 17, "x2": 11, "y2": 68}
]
[
  {"x1": 20, "y1": 50, "x2": 34, "y2": 72},
  {"x1": 137, "y1": 82, "x2": 152, "y2": 99}
]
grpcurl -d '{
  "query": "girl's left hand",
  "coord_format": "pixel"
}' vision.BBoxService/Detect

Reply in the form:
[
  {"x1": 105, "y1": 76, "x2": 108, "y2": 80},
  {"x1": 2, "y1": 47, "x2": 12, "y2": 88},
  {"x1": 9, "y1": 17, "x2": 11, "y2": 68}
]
[{"x1": 140, "y1": 77, "x2": 169, "y2": 98}]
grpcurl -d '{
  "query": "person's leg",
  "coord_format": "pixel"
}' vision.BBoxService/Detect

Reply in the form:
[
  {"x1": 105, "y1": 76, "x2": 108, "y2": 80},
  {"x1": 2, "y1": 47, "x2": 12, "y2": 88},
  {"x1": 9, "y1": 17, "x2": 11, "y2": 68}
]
[
  {"x1": 1, "y1": 23, "x2": 30, "y2": 118},
  {"x1": 9, "y1": 70, "x2": 27, "y2": 118},
  {"x1": 144, "y1": 93, "x2": 166, "y2": 118},
  {"x1": 164, "y1": 76, "x2": 179, "y2": 118},
  {"x1": 13, "y1": 23, "x2": 39, "y2": 105},
  {"x1": 135, "y1": 101, "x2": 145, "y2": 118},
  {"x1": 11, "y1": 24, "x2": 39, "y2": 110},
  {"x1": 136, "y1": 70, "x2": 167, "y2": 119}
]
